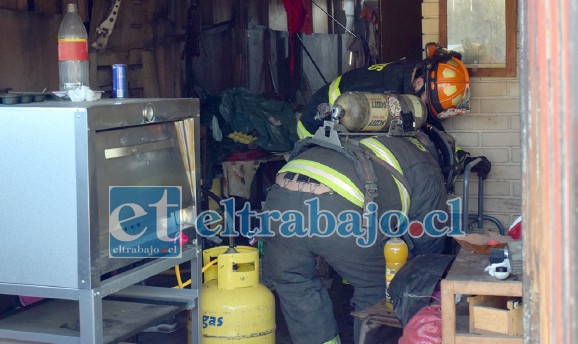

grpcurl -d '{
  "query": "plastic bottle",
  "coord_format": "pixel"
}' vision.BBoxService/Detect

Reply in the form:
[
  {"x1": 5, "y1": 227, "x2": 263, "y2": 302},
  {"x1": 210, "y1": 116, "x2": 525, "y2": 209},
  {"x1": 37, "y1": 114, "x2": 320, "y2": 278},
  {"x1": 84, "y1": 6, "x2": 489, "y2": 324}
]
[
  {"x1": 384, "y1": 237, "x2": 409, "y2": 310},
  {"x1": 58, "y1": 3, "x2": 89, "y2": 91}
]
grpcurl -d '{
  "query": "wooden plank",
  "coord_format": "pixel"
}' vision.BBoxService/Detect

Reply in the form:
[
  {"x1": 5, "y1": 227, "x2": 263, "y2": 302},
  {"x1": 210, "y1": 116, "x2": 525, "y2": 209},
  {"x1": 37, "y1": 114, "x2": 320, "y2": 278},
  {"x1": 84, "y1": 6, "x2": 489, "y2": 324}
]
[
  {"x1": 441, "y1": 280, "x2": 456, "y2": 344},
  {"x1": 172, "y1": 42, "x2": 183, "y2": 97},
  {"x1": 154, "y1": 45, "x2": 168, "y2": 97},
  {"x1": 175, "y1": 0, "x2": 187, "y2": 31},
  {"x1": 141, "y1": 50, "x2": 159, "y2": 98},
  {"x1": 451, "y1": 280, "x2": 522, "y2": 297},
  {"x1": 438, "y1": 0, "x2": 447, "y2": 46},
  {"x1": 455, "y1": 334, "x2": 523, "y2": 344},
  {"x1": 94, "y1": 50, "x2": 141, "y2": 67},
  {"x1": 198, "y1": 0, "x2": 233, "y2": 25},
  {"x1": 0, "y1": 1, "x2": 17, "y2": 10},
  {"x1": 522, "y1": 0, "x2": 578, "y2": 340},
  {"x1": 15, "y1": 0, "x2": 26, "y2": 10},
  {"x1": 0, "y1": 9, "x2": 61, "y2": 91},
  {"x1": 445, "y1": 250, "x2": 518, "y2": 284},
  {"x1": 77, "y1": 0, "x2": 89, "y2": 22},
  {"x1": 0, "y1": 0, "x2": 29, "y2": 11},
  {"x1": 34, "y1": 0, "x2": 60, "y2": 13},
  {"x1": 89, "y1": 51, "x2": 99, "y2": 90},
  {"x1": 233, "y1": 0, "x2": 248, "y2": 87}
]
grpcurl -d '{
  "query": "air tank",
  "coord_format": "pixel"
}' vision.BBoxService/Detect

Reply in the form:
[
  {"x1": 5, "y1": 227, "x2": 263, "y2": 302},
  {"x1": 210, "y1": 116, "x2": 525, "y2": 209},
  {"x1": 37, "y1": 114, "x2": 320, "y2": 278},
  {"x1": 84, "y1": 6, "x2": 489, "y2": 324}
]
[{"x1": 335, "y1": 92, "x2": 427, "y2": 132}]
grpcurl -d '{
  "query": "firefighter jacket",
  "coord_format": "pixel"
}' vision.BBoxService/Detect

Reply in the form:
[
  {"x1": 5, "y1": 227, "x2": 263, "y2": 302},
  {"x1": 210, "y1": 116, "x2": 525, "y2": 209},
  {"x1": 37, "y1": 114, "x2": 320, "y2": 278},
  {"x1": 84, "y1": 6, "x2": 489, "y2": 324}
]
[
  {"x1": 298, "y1": 59, "x2": 420, "y2": 139},
  {"x1": 279, "y1": 135, "x2": 448, "y2": 255}
]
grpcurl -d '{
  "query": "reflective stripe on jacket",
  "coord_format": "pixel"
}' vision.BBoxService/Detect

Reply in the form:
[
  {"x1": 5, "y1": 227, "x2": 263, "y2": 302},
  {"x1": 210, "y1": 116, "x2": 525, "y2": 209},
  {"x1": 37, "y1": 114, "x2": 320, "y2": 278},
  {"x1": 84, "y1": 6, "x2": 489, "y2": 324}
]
[
  {"x1": 279, "y1": 138, "x2": 410, "y2": 212},
  {"x1": 327, "y1": 75, "x2": 342, "y2": 104},
  {"x1": 279, "y1": 158, "x2": 365, "y2": 208},
  {"x1": 297, "y1": 120, "x2": 313, "y2": 139}
]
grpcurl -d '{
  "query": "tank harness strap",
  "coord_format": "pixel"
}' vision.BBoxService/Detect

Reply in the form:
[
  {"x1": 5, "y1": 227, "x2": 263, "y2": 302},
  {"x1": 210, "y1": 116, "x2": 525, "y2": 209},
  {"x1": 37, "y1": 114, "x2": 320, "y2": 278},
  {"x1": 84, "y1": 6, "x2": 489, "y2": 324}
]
[
  {"x1": 359, "y1": 138, "x2": 411, "y2": 215},
  {"x1": 356, "y1": 138, "x2": 415, "y2": 251},
  {"x1": 290, "y1": 136, "x2": 413, "y2": 212},
  {"x1": 287, "y1": 136, "x2": 415, "y2": 250},
  {"x1": 290, "y1": 137, "x2": 379, "y2": 215},
  {"x1": 288, "y1": 137, "x2": 318, "y2": 161},
  {"x1": 386, "y1": 94, "x2": 419, "y2": 137},
  {"x1": 397, "y1": 94, "x2": 417, "y2": 133},
  {"x1": 342, "y1": 143, "x2": 379, "y2": 228},
  {"x1": 311, "y1": 138, "x2": 379, "y2": 213}
]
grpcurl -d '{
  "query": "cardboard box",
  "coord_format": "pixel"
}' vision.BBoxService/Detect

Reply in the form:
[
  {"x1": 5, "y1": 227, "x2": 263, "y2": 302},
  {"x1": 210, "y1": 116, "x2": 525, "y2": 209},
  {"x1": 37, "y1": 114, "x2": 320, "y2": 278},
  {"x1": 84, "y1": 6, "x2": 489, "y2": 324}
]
[{"x1": 468, "y1": 295, "x2": 523, "y2": 336}]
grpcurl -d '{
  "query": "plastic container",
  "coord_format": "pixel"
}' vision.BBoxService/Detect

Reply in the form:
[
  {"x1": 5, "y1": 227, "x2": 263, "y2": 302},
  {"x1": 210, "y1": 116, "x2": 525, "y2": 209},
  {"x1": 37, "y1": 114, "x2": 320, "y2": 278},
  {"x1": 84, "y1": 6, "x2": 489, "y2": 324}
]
[
  {"x1": 384, "y1": 238, "x2": 408, "y2": 309},
  {"x1": 58, "y1": 3, "x2": 89, "y2": 91}
]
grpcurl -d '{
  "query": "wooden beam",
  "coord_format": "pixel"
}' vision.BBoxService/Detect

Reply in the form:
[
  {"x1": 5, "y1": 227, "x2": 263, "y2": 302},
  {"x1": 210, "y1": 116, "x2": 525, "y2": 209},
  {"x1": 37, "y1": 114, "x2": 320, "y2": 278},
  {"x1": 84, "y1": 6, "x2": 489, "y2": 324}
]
[
  {"x1": 141, "y1": 50, "x2": 159, "y2": 98},
  {"x1": 15, "y1": 0, "x2": 27, "y2": 11},
  {"x1": 233, "y1": 0, "x2": 248, "y2": 87},
  {"x1": 522, "y1": 0, "x2": 578, "y2": 342},
  {"x1": 34, "y1": 0, "x2": 60, "y2": 13},
  {"x1": 450, "y1": 281, "x2": 523, "y2": 297},
  {"x1": 455, "y1": 335, "x2": 523, "y2": 344}
]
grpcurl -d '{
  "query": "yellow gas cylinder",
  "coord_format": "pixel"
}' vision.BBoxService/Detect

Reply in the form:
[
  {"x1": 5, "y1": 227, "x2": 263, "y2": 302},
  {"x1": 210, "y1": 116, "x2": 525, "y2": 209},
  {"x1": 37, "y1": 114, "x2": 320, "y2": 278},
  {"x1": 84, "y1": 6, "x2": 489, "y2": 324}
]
[
  {"x1": 334, "y1": 92, "x2": 427, "y2": 132},
  {"x1": 384, "y1": 238, "x2": 408, "y2": 310},
  {"x1": 200, "y1": 246, "x2": 275, "y2": 343}
]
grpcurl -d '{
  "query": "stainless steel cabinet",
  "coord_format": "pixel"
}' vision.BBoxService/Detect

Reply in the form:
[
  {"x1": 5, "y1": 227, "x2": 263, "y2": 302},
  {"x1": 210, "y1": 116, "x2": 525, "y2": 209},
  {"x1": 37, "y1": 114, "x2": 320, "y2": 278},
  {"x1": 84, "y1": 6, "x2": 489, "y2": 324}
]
[{"x1": 0, "y1": 99, "x2": 202, "y2": 343}]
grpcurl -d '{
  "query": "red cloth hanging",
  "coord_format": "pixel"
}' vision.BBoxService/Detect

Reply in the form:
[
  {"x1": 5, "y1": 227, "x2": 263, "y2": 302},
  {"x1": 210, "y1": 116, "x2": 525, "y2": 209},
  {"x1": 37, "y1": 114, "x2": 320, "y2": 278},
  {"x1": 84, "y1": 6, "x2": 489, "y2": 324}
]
[{"x1": 283, "y1": 0, "x2": 313, "y2": 74}]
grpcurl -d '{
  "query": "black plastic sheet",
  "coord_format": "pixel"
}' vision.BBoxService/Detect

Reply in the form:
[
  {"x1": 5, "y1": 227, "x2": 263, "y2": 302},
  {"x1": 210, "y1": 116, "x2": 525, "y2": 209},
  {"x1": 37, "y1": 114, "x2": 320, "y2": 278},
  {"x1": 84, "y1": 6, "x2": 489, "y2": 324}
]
[{"x1": 388, "y1": 254, "x2": 455, "y2": 326}]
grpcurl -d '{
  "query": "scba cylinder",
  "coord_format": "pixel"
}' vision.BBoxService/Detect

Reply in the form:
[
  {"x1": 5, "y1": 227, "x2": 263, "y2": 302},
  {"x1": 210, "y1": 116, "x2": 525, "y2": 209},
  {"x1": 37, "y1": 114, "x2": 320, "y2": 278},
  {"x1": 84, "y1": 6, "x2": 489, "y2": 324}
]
[
  {"x1": 335, "y1": 92, "x2": 427, "y2": 132},
  {"x1": 200, "y1": 246, "x2": 275, "y2": 343}
]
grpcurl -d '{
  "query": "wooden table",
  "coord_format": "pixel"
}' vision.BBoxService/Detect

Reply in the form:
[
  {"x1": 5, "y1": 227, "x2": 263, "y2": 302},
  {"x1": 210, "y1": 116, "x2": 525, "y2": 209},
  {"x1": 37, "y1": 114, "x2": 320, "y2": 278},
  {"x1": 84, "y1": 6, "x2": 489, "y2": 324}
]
[{"x1": 441, "y1": 249, "x2": 523, "y2": 344}]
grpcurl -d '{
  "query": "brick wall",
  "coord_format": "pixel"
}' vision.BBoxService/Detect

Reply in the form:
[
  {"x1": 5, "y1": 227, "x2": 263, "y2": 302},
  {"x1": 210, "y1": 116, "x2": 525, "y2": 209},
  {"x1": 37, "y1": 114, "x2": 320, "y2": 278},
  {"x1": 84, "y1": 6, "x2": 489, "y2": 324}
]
[{"x1": 422, "y1": 0, "x2": 522, "y2": 230}]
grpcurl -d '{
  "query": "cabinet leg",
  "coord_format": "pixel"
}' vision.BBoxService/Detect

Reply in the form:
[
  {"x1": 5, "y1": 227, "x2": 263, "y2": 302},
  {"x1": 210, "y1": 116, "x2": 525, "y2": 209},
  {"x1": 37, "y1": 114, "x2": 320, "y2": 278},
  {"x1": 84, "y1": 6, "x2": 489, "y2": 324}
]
[{"x1": 79, "y1": 289, "x2": 103, "y2": 344}]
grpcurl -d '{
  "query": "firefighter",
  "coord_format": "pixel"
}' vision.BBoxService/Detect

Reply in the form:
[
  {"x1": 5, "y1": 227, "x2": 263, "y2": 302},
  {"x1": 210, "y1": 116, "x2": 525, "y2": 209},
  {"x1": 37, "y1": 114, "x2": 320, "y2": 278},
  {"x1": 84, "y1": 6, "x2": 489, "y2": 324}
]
[
  {"x1": 263, "y1": 43, "x2": 471, "y2": 344},
  {"x1": 296, "y1": 42, "x2": 470, "y2": 139},
  {"x1": 263, "y1": 134, "x2": 450, "y2": 344}
]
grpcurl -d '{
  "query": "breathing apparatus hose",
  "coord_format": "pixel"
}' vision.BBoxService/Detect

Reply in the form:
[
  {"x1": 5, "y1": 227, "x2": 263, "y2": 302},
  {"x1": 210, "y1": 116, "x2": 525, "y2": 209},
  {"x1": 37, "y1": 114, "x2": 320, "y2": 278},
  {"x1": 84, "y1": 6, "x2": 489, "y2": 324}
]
[{"x1": 173, "y1": 259, "x2": 218, "y2": 289}]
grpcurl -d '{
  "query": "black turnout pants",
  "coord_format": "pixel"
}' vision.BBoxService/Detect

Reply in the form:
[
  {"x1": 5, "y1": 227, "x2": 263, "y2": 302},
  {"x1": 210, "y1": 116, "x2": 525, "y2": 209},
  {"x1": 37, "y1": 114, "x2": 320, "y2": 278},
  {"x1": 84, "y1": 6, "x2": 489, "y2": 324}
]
[{"x1": 263, "y1": 184, "x2": 386, "y2": 344}]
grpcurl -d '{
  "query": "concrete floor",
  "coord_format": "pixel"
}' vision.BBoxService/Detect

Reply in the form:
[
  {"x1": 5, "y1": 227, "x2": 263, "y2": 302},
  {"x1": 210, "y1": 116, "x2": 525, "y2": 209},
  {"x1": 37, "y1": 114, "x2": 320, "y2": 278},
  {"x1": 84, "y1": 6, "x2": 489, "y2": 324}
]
[
  {"x1": 126, "y1": 273, "x2": 402, "y2": 344},
  {"x1": 0, "y1": 273, "x2": 401, "y2": 344}
]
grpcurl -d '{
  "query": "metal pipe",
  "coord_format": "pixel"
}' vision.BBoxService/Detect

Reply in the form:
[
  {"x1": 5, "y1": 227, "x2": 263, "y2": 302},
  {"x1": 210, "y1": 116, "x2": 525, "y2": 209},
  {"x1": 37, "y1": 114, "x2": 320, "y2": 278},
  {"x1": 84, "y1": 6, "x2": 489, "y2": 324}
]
[{"x1": 462, "y1": 158, "x2": 481, "y2": 232}]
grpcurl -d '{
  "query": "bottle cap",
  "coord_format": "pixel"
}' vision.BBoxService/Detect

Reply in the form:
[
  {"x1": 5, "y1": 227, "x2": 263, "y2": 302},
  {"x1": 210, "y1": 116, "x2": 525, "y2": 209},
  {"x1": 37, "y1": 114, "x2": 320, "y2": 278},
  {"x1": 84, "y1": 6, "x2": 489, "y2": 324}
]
[{"x1": 67, "y1": 3, "x2": 77, "y2": 12}]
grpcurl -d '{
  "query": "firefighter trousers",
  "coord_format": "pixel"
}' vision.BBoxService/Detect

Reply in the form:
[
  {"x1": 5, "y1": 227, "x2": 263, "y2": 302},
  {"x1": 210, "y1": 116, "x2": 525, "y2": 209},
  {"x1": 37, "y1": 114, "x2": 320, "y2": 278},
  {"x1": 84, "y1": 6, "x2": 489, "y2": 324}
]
[{"x1": 263, "y1": 184, "x2": 386, "y2": 344}]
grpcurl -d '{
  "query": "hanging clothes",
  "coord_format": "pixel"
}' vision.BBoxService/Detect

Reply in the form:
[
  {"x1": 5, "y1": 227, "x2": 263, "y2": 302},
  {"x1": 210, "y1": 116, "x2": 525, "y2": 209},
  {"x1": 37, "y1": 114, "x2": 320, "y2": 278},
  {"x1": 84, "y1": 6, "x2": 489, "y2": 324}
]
[
  {"x1": 283, "y1": 0, "x2": 313, "y2": 74},
  {"x1": 359, "y1": 3, "x2": 380, "y2": 63},
  {"x1": 347, "y1": 36, "x2": 372, "y2": 69}
]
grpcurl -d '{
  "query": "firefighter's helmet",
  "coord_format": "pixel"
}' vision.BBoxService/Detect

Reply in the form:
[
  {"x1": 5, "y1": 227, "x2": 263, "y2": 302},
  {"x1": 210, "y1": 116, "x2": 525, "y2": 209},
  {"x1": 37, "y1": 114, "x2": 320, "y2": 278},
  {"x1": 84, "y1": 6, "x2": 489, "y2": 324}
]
[{"x1": 423, "y1": 42, "x2": 470, "y2": 117}]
